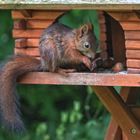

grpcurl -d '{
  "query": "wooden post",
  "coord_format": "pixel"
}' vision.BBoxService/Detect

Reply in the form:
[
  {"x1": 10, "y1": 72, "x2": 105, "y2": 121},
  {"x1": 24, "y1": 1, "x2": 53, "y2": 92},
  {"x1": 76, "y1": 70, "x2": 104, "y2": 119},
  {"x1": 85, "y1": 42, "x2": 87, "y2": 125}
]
[
  {"x1": 92, "y1": 86, "x2": 140, "y2": 140},
  {"x1": 105, "y1": 87, "x2": 140, "y2": 140}
]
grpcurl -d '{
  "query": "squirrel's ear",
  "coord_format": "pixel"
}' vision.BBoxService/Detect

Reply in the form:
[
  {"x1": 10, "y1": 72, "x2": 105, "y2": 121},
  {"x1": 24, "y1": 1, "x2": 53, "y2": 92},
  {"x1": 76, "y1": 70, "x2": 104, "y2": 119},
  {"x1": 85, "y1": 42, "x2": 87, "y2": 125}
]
[{"x1": 78, "y1": 23, "x2": 93, "y2": 38}]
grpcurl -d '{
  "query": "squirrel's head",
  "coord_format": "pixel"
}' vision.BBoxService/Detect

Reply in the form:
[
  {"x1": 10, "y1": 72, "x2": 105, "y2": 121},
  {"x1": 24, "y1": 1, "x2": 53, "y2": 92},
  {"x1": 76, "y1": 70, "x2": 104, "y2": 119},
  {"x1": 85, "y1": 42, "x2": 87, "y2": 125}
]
[{"x1": 74, "y1": 23, "x2": 98, "y2": 60}]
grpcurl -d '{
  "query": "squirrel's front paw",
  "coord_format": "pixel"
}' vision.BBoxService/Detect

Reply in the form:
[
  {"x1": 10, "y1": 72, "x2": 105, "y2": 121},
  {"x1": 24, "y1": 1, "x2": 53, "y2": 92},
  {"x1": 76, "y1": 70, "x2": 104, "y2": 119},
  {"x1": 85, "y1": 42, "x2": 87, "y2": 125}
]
[{"x1": 82, "y1": 57, "x2": 92, "y2": 70}]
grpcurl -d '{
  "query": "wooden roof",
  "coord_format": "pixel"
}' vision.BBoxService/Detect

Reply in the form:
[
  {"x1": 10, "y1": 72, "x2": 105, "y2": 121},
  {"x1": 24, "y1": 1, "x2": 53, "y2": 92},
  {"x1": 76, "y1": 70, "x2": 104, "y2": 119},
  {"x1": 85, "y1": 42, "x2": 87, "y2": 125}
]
[{"x1": 0, "y1": 0, "x2": 140, "y2": 10}]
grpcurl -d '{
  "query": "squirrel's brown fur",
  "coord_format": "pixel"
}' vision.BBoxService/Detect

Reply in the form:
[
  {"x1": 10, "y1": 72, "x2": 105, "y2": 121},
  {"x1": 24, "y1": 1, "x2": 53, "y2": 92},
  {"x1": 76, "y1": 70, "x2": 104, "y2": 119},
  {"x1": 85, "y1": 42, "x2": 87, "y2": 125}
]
[
  {"x1": 39, "y1": 23, "x2": 98, "y2": 74},
  {"x1": 0, "y1": 55, "x2": 41, "y2": 132},
  {"x1": 0, "y1": 22, "x2": 98, "y2": 132}
]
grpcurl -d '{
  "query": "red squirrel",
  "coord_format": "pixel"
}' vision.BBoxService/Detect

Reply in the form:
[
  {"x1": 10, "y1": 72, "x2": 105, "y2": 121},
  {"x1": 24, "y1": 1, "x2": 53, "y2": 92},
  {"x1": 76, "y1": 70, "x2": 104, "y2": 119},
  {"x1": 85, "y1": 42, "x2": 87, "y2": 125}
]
[{"x1": 0, "y1": 22, "x2": 98, "y2": 132}]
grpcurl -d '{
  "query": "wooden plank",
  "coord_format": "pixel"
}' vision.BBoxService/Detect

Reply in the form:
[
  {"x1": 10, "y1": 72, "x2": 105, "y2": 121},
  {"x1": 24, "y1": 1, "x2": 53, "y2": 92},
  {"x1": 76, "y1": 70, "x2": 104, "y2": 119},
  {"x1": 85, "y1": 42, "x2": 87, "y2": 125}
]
[
  {"x1": 15, "y1": 39, "x2": 38, "y2": 48},
  {"x1": 127, "y1": 59, "x2": 140, "y2": 69},
  {"x1": 13, "y1": 29, "x2": 106, "y2": 41},
  {"x1": 105, "y1": 118, "x2": 122, "y2": 140},
  {"x1": 99, "y1": 14, "x2": 106, "y2": 24},
  {"x1": 26, "y1": 20, "x2": 53, "y2": 29},
  {"x1": 13, "y1": 29, "x2": 43, "y2": 38},
  {"x1": 106, "y1": 87, "x2": 140, "y2": 140},
  {"x1": 107, "y1": 12, "x2": 140, "y2": 22},
  {"x1": 15, "y1": 38, "x2": 27, "y2": 48},
  {"x1": 15, "y1": 48, "x2": 39, "y2": 56},
  {"x1": 20, "y1": 10, "x2": 32, "y2": 17},
  {"x1": 18, "y1": 72, "x2": 140, "y2": 87},
  {"x1": 126, "y1": 50, "x2": 140, "y2": 59},
  {"x1": 92, "y1": 86, "x2": 140, "y2": 140},
  {"x1": 14, "y1": 20, "x2": 27, "y2": 29},
  {"x1": 121, "y1": 22, "x2": 140, "y2": 30},
  {"x1": 100, "y1": 23, "x2": 106, "y2": 32},
  {"x1": 125, "y1": 31, "x2": 140, "y2": 40},
  {"x1": 100, "y1": 32, "x2": 107, "y2": 41},
  {"x1": 128, "y1": 68, "x2": 140, "y2": 74},
  {"x1": 125, "y1": 40, "x2": 140, "y2": 49},
  {"x1": 12, "y1": 10, "x2": 65, "y2": 19}
]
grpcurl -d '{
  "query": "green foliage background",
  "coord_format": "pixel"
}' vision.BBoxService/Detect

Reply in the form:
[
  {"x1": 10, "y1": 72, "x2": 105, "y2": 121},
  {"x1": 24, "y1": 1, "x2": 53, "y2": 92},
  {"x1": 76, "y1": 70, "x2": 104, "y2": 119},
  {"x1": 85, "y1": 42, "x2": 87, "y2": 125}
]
[{"x1": 0, "y1": 10, "x2": 110, "y2": 140}]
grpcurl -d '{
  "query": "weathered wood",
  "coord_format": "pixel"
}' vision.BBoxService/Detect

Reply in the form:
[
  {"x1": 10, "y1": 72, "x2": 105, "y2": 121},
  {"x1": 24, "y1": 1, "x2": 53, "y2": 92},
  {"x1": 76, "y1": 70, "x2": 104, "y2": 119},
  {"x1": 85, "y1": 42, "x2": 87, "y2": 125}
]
[
  {"x1": 107, "y1": 12, "x2": 140, "y2": 21},
  {"x1": 127, "y1": 59, "x2": 140, "y2": 69},
  {"x1": 12, "y1": 10, "x2": 65, "y2": 19},
  {"x1": 18, "y1": 72, "x2": 140, "y2": 87},
  {"x1": 121, "y1": 22, "x2": 140, "y2": 30},
  {"x1": 126, "y1": 50, "x2": 140, "y2": 59},
  {"x1": 125, "y1": 31, "x2": 140, "y2": 40},
  {"x1": 1, "y1": 3, "x2": 140, "y2": 10},
  {"x1": 92, "y1": 86, "x2": 140, "y2": 140},
  {"x1": 15, "y1": 48, "x2": 39, "y2": 56},
  {"x1": 125, "y1": 40, "x2": 140, "y2": 50}
]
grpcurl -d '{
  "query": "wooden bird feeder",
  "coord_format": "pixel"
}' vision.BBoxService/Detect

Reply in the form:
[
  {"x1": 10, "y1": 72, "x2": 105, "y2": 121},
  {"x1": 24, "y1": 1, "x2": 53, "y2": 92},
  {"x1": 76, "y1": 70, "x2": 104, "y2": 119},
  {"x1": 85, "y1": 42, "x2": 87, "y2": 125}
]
[{"x1": 1, "y1": 1, "x2": 140, "y2": 139}]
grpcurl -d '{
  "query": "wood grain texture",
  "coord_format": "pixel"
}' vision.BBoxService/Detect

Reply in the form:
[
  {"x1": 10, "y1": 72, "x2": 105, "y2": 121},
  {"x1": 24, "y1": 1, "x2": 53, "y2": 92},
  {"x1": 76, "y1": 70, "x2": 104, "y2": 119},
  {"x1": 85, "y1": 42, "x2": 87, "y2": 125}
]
[
  {"x1": 13, "y1": 29, "x2": 43, "y2": 38},
  {"x1": 125, "y1": 31, "x2": 140, "y2": 40},
  {"x1": 127, "y1": 59, "x2": 140, "y2": 68},
  {"x1": 15, "y1": 47, "x2": 39, "y2": 56},
  {"x1": 107, "y1": 12, "x2": 140, "y2": 21},
  {"x1": 105, "y1": 118, "x2": 122, "y2": 140},
  {"x1": 18, "y1": 72, "x2": 140, "y2": 87},
  {"x1": 15, "y1": 38, "x2": 39, "y2": 48},
  {"x1": 126, "y1": 50, "x2": 140, "y2": 59},
  {"x1": 15, "y1": 38, "x2": 27, "y2": 48},
  {"x1": 14, "y1": 19, "x2": 53, "y2": 29},
  {"x1": 121, "y1": 22, "x2": 140, "y2": 30},
  {"x1": 125, "y1": 40, "x2": 140, "y2": 49},
  {"x1": 12, "y1": 10, "x2": 65, "y2": 19}
]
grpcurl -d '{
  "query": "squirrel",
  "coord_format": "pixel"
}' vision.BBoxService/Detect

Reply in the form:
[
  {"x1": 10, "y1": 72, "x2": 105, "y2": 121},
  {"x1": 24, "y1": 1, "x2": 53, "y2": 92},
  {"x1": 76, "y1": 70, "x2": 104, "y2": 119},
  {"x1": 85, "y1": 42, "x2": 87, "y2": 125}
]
[{"x1": 0, "y1": 22, "x2": 98, "y2": 132}]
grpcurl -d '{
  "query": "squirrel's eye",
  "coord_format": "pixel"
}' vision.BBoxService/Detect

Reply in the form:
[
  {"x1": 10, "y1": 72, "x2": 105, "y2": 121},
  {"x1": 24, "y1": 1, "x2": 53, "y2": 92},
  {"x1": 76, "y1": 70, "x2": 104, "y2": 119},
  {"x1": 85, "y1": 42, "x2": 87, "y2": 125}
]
[{"x1": 84, "y1": 42, "x2": 90, "y2": 49}]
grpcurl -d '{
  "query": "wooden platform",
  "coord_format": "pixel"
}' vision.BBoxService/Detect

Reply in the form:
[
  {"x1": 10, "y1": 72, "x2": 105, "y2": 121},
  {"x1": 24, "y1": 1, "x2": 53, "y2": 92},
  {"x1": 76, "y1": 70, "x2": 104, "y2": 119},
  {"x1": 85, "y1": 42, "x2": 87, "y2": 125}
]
[{"x1": 18, "y1": 72, "x2": 140, "y2": 87}]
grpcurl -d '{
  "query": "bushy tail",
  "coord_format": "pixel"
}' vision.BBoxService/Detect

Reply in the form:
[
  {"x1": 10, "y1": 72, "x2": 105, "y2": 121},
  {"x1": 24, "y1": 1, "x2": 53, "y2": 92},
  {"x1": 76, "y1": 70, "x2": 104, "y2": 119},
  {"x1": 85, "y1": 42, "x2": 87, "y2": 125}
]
[{"x1": 0, "y1": 55, "x2": 41, "y2": 133}]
